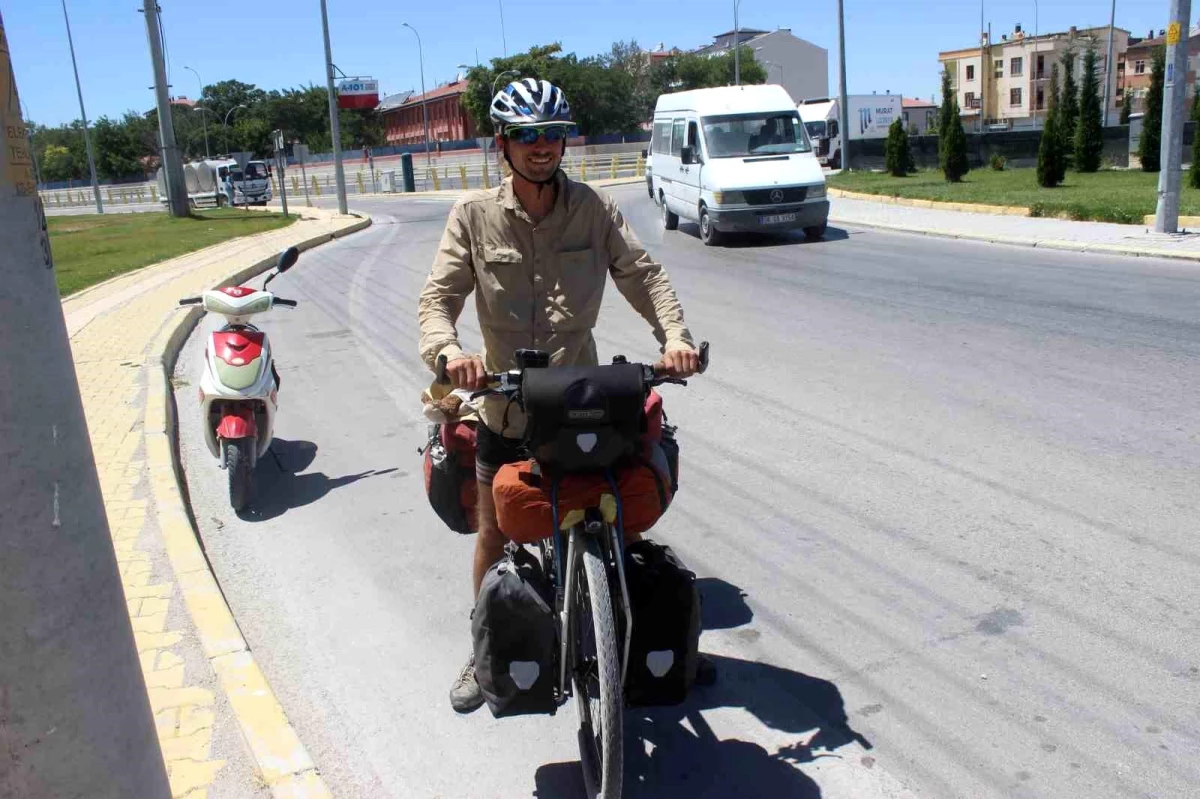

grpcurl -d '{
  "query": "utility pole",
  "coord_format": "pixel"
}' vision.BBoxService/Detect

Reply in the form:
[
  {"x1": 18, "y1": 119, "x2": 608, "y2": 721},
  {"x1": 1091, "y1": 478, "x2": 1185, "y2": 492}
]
[
  {"x1": 1102, "y1": 0, "x2": 1118, "y2": 127},
  {"x1": 61, "y1": 0, "x2": 103, "y2": 214},
  {"x1": 319, "y1": 0, "x2": 348, "y2": 215},
  {"x1": 837, "y1": 0, "x2": 850, "y2": 169},
  {"x1": 142, "y1": 0, "x2": 187, "y2": 216},
  {"x1": 1155, "y1": 0, "x2": 1192, "y2": 233},
  {"x1": 404, "y1": 22, "x2": 433, "y2": 172},
  {"x1": 0, "y1": 13, "x2": 172, "y2": 798}
]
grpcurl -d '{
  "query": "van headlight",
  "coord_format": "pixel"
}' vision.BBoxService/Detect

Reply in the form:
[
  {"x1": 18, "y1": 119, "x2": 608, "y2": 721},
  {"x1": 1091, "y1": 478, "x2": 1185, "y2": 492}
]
[
  {"x1": 711, "y1": 191, "x2": 743, "y2": 206},
  {"x1": 808, "y1": 184, "x2": 827, "y2": 199}
]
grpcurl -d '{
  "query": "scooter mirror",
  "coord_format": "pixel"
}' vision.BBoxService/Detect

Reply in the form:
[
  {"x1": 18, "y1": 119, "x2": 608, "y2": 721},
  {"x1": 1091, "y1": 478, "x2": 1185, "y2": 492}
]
[{"x1": 277, "y1": 247, "x2": 300, "y2": 272}]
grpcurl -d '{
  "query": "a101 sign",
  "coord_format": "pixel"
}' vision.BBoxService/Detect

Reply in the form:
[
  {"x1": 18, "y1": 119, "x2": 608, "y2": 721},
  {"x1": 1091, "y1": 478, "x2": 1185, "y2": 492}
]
[{"x1": 337, "y1": 78, "x2": 379, "y2": 110}]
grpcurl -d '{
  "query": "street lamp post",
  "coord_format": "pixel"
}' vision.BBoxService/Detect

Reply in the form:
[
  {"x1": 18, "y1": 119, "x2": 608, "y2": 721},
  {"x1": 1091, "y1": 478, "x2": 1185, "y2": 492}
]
[
  {"x1": 498, "y1": 0, "x2": 508, "y2": 57},
  {"x1": 61, "y1": 0, "x2": 102, "y2": 214},
  {"x1": 223, "y1": 104, "x2": 246, "y2": 155},
  {"x1": 733, "y1": 0, "x2": 741, "y2": 85},
  {"x1": 184, "y1": 65, "x2": 210, "y2": 158},
  {"x1": 402, "y1": 22, "x2": 433, "y2": 172},
  {"x1": 192, "y1": 107, "x2": 214, "y2": 159}
]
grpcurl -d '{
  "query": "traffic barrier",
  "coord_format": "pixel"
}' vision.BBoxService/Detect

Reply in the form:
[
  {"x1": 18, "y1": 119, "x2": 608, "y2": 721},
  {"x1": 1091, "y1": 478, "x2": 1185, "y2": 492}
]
[
  {"x1": 581, "y1": 160, "x2": 588, "y2": 182},
  {"x1": 459, "y1": 165, "x2": 468, "y2": 189},
  {"x1": 431, "y1": 169, "x2": 441, "y2": 191},
  {"x1": 292, "y1": 176, "x2": 299, "y2": 193},
  {"x1": 357, "y1": 171, "x2": 365, "y2": 193},
  {"x1": 107, "y1": 189, "x2": 113, "y2": 203},
  {"x1": 636, "y1": 154, "x2": 644, "y2": 177},
  {"x1": 610, "y1": 156, "x2": 618, "y2": 179},
  {"x1": 150, "y1": 186, "x2": 157, "y2": 202},
  {"x1": 313, "y1": 175, "x2": 321, "y2": 196}
]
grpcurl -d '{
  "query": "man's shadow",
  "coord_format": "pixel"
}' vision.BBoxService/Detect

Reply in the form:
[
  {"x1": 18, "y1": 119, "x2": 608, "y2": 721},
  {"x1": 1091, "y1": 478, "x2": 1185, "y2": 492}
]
[
  {"x1": 237, "y1": 438, "x2": 399, "y2": 521},
  {"x1": 533, "y1": 578, "x2": 870, "y2": 799}
]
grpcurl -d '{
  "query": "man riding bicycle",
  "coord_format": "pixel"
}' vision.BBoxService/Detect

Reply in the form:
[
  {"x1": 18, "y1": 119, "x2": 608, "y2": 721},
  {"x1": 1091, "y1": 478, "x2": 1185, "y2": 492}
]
[{"x1": 417, "y1": 78, "x2": 701, "y2": 713}]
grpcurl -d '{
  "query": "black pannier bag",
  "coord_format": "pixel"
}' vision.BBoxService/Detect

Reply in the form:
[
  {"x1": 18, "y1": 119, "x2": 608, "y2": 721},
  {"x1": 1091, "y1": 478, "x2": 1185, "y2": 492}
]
[
  {"x1": 472, "y1": 546, "x2": 558, "y2": 717},
  {"x1": 623, "y1": 539, "x2": 701, "y2": 706},
  {"x1": 520, "y1": 363, "x2": 646, "y2": 473}
]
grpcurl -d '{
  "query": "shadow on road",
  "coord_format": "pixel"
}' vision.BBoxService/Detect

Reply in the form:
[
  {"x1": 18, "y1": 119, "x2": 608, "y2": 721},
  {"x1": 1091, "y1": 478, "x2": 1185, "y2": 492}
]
[
  {"x1": 237, "y1": 438, "x2": 398, "y2": 521},
  {"x1": 533, "y1": 579, "x2": 869, "y2": 798},
  {"x1": 677, "y1": 223, "x2": 852, "y2": 248}
]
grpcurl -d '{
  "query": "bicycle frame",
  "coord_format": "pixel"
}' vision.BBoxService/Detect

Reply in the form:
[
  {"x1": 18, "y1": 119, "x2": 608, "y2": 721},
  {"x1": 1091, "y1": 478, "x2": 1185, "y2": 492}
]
[{"x1": 544, "y1": 476, "x2": 635, "y2": 704}]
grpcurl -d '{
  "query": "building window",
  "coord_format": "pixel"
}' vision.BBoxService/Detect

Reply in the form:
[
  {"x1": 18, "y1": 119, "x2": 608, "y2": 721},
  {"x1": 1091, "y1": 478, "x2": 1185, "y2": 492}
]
[
  {"x1": 1135, "y1": 59, "x2": 1146, "y2": 74},
  {"x1": 964, "y1": 91, "x2": 976, "y2": 108},
  {"x1": 995, "y1": 58, "x2": 1004, "y2": 78},
  {"x1": 966, "y1": 64, "x2": 975, "y2": 81},
  {"x1": 1036, "y1": 54, "x2": 1046, "y2": 79},
  {"x1": 1010, "y1": 56, "x2": 1023, "y2": 76},
  {"x1": 1010, "y1": 87, "x2": 1023, "y2": 106},
  {"x1": 1036, "y1": 88, "x2": 1045, "y2": 110}
]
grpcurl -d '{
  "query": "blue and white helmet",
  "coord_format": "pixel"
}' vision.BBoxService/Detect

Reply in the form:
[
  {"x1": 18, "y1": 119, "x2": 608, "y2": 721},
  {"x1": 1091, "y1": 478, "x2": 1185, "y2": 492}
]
[{"x1": 490, "y1": 78, "x2": 573, "y2": 130}]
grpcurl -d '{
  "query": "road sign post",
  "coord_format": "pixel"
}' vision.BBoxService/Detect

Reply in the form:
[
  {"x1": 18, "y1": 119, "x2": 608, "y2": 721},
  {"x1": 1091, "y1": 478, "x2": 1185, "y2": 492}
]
[
  {"x1": 273, "y1": 129, "x2": 289, "y2": 216},
  {"x1": 1155, "y1": 0, "x2": 1193, "y2": 233},
  {"x1": 295, "y1": 142, "x2": 312, "y2": 207}
]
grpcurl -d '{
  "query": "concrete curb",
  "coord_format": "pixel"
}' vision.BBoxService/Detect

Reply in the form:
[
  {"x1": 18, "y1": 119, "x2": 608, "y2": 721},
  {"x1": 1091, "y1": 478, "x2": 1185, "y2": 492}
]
[
  {"x1": 829, "y1": 187, "x2": 1029, "y2": 216},
  {"x1": 141, "y1": 213, "x2": 370, "y2": 799},
  {"x1": 830, "y1": 214, "x2": 1200, "y2": 263}
]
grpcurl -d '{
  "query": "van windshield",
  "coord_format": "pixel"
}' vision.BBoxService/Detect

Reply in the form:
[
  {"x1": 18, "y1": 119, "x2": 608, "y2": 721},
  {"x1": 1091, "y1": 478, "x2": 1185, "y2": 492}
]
[
  {"x1": 803, "y1": 120, "x2": 826, "y2": 139},
  {"x1": 242, "y1": 163, "x2": 269, "y2": 181},
  {"x1": 701, "y1": 112, "x2": 812, "y2": 158}
]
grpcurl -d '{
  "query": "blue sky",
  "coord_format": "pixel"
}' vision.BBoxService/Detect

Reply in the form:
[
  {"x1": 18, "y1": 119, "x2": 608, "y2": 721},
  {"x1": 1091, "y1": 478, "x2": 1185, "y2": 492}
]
[{"x1": 4, "y1": 0, "x2": 1179, "y2": 126}]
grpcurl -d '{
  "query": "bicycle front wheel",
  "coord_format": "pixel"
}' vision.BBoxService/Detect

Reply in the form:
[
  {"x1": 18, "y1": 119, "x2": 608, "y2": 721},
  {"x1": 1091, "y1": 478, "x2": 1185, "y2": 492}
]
[{"x1": 574, "y1": 536, "x2": 623, "y2": 799}]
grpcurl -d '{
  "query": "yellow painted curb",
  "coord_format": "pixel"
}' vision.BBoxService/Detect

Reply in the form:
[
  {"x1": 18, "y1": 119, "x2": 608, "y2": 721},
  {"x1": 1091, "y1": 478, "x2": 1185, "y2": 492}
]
[
  {"x1": 140, "y1": 212, "x2": 370, "y2": 798},
  {"x1": 829, "y1": 187, "x2": 1029, "y2": 216},
  {"x1": 1142, "y1": 213, "x2": 1200, "y2": 227}
]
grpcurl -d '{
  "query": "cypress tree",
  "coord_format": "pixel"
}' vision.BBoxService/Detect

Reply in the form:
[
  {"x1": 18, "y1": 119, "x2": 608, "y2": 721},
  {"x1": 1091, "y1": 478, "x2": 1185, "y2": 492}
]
[
  {"x1": 884, "y1": 117, "x2": 913, "y2": 176},
  {"x1": 1119, "y1": 89, "x2": 1132, "y2": 124},
  {"x1": 1074, "y1": 48, "x2": 1104, "y2": 172},
  {"x1": 1140, "y1": 47, "x2": 1166, "y2": 172},
  {"x1": 1038, "y1": 65, "x2": 1065, "y2": 187},
  {"x1": 1059, "y1": 48, "x2": 1079, "y2": 167}
]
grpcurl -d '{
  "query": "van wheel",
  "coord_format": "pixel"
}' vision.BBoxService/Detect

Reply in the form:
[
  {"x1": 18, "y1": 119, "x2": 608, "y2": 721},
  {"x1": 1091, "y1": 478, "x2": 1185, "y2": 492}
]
[
  {"x1": 804, "y1": 224, "x2": 827, "y2": 241},
  {"x1": 660, "y1": 193, "x2": 679, "y2": 231},
  {"x1": 699, "y1": 207, "x2": 722, "y2": 246}
]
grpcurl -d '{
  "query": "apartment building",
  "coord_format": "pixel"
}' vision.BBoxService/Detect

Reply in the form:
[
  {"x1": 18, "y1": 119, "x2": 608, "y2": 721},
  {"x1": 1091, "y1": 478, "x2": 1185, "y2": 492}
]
[
  {"x1": 1118, "y1": 26, "x2": 1200, "y2": 115},
  {"x1": 938, "y1": 24, "x2": 1130, "y2": 130}
]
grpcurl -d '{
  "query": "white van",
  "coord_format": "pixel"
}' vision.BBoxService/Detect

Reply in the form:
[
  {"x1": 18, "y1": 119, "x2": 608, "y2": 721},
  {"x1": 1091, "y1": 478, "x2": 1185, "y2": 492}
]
[{"x1": 651, "y1": 84, "x2": 828, "y2": 245}]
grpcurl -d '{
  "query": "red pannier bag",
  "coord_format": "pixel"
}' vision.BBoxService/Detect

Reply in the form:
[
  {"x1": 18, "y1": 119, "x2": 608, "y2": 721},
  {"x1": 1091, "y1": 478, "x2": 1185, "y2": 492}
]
[
  {"x1": 422, "y1": 421, "x2": 478, "y2": 534},
  {"x1": 492, "y1": 458, "x2": 672, "y2": 544}
]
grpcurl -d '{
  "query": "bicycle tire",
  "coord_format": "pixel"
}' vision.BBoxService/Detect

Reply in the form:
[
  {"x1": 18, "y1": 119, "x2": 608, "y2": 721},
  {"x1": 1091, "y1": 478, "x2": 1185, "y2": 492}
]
[{"x1": 574, "y1": 536, "x2": 623, "y2": 799}]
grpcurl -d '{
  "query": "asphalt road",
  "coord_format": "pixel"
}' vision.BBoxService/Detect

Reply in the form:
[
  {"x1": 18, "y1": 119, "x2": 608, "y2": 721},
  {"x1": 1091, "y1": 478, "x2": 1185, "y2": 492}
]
[{"x1": 175, "y1": 186, "x2": 1200, "y2": 799}]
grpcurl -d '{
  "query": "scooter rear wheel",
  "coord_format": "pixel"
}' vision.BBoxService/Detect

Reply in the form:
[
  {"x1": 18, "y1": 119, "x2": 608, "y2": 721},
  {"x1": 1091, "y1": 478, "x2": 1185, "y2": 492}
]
[{"x1": 225, "y1": 439, "x2": 253, "y2": 511}]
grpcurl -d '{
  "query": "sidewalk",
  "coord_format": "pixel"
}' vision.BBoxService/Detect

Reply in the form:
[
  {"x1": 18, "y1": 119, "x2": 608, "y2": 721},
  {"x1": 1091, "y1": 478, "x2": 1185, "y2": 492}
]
[
  {"x1": 829, "y1": 191, "x2": 1200, "y2": 261},
  {"x1": 62, "y1": 206, "x2": 369, "y2": 798}
]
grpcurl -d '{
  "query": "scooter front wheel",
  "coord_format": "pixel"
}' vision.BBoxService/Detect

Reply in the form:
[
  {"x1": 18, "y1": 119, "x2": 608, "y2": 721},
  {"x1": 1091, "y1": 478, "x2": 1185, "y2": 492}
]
[{"x1": 225, "y1": 439, "x2": 253, "y2": 511}]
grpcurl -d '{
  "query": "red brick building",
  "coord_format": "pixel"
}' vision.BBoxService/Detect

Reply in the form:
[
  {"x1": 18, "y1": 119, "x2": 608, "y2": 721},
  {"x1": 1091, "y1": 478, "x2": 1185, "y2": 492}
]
[{"x1": 382, "y1": 80, "x2": 478, "y2": 146}]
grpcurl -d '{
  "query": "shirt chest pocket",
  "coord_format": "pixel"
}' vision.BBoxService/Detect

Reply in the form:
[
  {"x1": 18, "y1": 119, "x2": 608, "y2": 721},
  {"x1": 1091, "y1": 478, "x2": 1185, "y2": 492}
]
[
  {"x1": 548, "y1": 248, "x2": 606, "y2": 329},
  {"x1": 477, "y1": 244, "x2": 530, "y2": 310}
]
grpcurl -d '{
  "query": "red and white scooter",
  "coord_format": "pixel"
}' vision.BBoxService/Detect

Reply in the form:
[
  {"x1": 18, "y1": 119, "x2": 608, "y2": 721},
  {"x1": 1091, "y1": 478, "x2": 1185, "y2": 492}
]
[{"x1": 178, "y1": 247, "x2": 299, "y2": 511}]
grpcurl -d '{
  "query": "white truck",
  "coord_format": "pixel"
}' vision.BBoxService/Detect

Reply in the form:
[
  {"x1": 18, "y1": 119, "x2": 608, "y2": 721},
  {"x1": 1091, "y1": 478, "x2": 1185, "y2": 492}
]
[
  {"x1": 798, "y1": 94, "x2": 902, "y2": 169},
  {"x1": 157, "y1": 157, "x2": 273, "y2": 209}
]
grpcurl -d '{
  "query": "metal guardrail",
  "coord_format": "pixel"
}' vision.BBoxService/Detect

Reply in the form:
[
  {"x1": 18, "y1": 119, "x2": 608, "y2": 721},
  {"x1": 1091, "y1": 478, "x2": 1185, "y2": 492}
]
[{"x1": 39, "y1": 153, "x2": 648, "y2": 208}]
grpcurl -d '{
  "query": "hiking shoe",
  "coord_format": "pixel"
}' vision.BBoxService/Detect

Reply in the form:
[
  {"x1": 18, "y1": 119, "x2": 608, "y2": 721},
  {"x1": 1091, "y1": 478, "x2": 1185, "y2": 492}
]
[
  {"x1": 694, "y1": 654, "x2": 718, "y2": 687},
  {"x1": 449, "y1": 653, "x2": 485, "y2": 713}
]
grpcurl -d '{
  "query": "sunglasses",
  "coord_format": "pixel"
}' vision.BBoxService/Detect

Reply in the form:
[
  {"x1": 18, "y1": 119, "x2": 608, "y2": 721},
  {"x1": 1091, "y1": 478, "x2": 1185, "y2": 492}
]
[{"x1": 505, "y1": 126, "x2": 573, "y2": 145}]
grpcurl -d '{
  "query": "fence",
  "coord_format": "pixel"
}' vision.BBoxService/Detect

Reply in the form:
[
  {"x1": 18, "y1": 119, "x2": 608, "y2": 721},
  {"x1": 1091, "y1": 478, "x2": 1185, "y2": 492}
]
[{"x1": 41, "y1": 152, "x2": 648, "y2": 210}]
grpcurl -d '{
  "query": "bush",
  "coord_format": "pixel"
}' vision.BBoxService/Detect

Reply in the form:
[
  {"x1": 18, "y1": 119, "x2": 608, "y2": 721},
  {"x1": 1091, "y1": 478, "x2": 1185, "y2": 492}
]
[{"x1": 990, "y1": 154, "x2": 1007, "y2": 171}]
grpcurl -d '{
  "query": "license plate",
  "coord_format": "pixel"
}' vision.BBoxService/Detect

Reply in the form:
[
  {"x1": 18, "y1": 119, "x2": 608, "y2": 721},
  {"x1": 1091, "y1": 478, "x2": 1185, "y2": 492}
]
[{"x1": 759, "y1": 213, "x2": 797, "y2": 225}]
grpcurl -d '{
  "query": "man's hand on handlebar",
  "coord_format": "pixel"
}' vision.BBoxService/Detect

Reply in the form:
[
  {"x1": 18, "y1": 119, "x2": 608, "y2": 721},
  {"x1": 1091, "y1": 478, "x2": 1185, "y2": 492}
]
[
  {"x1": 445, "y1": 356, "x2": 489, "y2": 390},
  {"x1": 656, "y1": 348, "x2": 701, "y2": 379}
]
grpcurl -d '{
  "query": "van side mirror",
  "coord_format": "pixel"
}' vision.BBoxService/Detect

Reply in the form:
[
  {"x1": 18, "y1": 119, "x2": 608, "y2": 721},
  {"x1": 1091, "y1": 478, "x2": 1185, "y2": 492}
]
[
  {"x1": 829, "y1": 121, "x2": 839, "y2": 137},
  {"x1": 681, "y1": 146, "x2": 697, "y2": 164}
]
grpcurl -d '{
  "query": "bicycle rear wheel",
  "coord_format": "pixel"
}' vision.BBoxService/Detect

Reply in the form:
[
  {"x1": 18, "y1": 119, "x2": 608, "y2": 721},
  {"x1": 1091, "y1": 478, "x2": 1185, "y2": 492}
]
[{"x1": 573, "y1": 536, "x2": 623, "y2": 799}]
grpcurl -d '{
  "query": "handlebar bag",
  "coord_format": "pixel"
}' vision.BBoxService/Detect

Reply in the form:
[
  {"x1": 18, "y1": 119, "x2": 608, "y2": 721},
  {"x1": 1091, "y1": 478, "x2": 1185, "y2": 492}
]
[
  {"x1": 472, "y1": 545, "x2": 557, "y2": 717},
  {"x1": 623, "y1": 539, "x2": 701, "y2": 707},
  {"x1": 492, "y1": 456, "x2": 672, "y2": 544},
  {"x1": 521, "y1": 363, "x2": 645, "y2": 473},
  {"x1": 421, "y1": 421, "x2": 478, "y2": 534}
]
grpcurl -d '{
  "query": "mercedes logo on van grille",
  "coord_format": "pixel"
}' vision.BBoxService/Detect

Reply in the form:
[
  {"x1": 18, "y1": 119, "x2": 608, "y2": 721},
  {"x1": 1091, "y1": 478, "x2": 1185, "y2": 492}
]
[{"x1": 770, "y1": 189, "x2": 784, "y2": 203}]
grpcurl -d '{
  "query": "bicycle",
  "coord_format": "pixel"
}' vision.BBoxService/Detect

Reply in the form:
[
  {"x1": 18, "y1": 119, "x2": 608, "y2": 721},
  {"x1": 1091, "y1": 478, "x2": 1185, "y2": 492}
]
[{"x1": 438, "y1": 343, "x2": 708, "y2": 799}]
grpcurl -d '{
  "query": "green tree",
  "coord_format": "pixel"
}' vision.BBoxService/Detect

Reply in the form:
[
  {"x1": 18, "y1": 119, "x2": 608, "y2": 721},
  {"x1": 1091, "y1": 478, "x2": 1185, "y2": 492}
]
[
  {"x1": 40, "y1": 144, "x2": 78, "y2": 182},
  {"x1": 1074, "y1": 48, "x2": 1103, "y2": 172},
  {"x1": 1139, "y1": 47, "x2": 1166, "y2": 172},
  {"x1": 1058, "y1": 49, "x2": 1079, "y2": 167},
  {"x1": 884, "y1": 117, "x2": 912, "y2": 176},
  {"x1": 1037, "y1": 67, "x2": 1065, "y2": 188},
  {"x1": 1189, "y1": 82, "x2": 1200, "y2": 188},
  {"x1": 938, "y1": 66, "x2": 969, "y2": 182},
  {"x1": 1120, "y1": 89, "x2": 1133, "y2": 124}
]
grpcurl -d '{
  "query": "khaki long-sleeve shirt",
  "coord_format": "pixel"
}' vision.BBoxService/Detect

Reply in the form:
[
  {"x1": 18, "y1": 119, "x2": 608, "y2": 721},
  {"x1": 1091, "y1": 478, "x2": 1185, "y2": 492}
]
[{"x1": 418, "y1": 172, "x2": 695, "y2": 435}]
